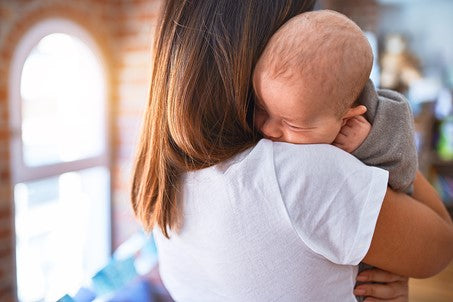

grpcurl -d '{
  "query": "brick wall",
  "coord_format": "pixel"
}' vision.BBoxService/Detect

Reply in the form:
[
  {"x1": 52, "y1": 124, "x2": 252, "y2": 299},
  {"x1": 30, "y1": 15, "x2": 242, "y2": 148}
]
[
  {"x1": 111, "y1": 0, "x2": 162, "y2": 250},
  {"x1": 0, "y1": 0, "x2": 161, "y2": 300}
]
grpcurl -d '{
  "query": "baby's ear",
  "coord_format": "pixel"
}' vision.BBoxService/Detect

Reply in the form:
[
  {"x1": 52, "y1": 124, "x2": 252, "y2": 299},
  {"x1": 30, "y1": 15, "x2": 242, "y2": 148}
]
[{"x1": 342, "y1": 105, "x2": 367, "y2": 119}]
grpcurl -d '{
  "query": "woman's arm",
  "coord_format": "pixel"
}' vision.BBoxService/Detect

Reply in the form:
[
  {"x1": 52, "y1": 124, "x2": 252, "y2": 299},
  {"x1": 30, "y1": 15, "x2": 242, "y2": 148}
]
[
  {"x1": 411, "y1": 171, "x2": 452, "y2": 223},
  {"x1": 363, "y1": 171, "x2": 453, "y2": 278}
]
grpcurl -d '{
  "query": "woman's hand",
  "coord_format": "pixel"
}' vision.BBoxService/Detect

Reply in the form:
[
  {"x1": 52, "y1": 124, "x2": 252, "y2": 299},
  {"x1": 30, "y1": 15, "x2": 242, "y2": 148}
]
[{"x1": 354, "y1": 268, "x2": 408, "y2": 301}]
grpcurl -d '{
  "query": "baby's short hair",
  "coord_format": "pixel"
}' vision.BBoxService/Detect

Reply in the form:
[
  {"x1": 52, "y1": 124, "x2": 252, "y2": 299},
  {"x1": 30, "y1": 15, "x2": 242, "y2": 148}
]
[{"x1": 257, "y1": 10, "x2": 373, "y2": 116}]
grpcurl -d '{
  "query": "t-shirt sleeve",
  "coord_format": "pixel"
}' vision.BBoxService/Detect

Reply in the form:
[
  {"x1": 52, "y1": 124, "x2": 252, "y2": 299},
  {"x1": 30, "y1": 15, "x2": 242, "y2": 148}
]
[{"x1": 272, "y1": 142, "x2": 389, "y2": 265}]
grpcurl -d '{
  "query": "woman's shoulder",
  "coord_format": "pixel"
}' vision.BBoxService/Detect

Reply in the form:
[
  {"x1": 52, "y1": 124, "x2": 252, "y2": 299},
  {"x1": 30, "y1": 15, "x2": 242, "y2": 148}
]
[
  {"x1": 214, "y1": 139, "x2": 373, "y2": 180},
  {"x1": 272, "y1": 141, "x2": 364, "y2": 169},
  {"x1": 240, "y1": 139, "x2": 357, "y2": 161},
  {"x1": 272, "y1": 140, "x2": 356, "y2": 159},
  {"x1": 219, "y1": 139, "x2": 364, "y2": 167}
]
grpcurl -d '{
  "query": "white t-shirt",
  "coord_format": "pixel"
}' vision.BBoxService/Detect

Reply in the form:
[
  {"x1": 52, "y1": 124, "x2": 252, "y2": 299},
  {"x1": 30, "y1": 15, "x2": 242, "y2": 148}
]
[{"x1": 154, "y1": 139, "x2": 388, "y2": 302}]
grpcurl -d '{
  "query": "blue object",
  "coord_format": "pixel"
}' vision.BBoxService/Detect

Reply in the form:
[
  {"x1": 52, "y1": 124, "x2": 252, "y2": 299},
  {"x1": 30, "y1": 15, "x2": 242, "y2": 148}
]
[
  {"x1": 73, "y1": 286, "x2": 97, "y2": 302},
  {"x1": 91, "y1": 256, "x2": 138, "y2": 296},
  {"x1": 56, "y1": 295, "x2": 75, "y2": 302},
  {"x1": 108, "y1": 279, "x2": 151, "y2": 302}
]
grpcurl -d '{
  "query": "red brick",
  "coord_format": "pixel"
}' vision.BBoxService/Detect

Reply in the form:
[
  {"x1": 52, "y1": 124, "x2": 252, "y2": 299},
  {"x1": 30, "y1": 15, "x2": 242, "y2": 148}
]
[
  {"x1": 0, "y1": 227, "x2": 11, "y2": 241},
  {"x1": 0, "y1": 282, "x2": 15, "y2": 302},
  {"x1": 0, "y1": 206, "x2": 11, "y2": 219},
  {"x1": 0, "y1": 85, "x2": 6, "y2": 100},
  {"x1": 0, "y1": 170, "x2": 9, "y2": 182},
  {"x1": 0, "y1": 245, "x2": 11, "y2": 259}
]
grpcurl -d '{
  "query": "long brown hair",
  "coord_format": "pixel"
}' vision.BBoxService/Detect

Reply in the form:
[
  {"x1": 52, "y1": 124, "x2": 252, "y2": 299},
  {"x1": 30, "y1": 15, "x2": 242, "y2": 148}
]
[{"x1": 130, "y1": 0, "x2": 315, "y2": 237}]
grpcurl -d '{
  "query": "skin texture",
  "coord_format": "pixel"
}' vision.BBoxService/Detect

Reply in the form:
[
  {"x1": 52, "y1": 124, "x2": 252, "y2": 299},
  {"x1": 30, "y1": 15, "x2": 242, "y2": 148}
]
[{"x1": 253, "y1": 69, "x2": 370, "y2": 151}]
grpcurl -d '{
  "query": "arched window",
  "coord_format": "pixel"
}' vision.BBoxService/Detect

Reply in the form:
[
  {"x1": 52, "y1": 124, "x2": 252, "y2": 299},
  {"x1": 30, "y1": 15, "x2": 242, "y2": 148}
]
[{"x1": 8, "y1": 18, "x2": 111, "y2": 301}]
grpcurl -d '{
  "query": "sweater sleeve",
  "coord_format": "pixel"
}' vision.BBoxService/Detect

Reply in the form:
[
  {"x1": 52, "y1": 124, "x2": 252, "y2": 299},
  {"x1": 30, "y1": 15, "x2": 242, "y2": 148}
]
[{"x1": 352, "y1": 80, "x2": 418, "y2": 193}]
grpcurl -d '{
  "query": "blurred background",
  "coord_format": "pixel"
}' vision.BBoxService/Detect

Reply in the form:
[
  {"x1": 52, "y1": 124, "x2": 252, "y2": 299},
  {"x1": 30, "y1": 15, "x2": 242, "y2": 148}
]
[{"x1": 0, "y1": 0, "x2": 452, "y2": 301}]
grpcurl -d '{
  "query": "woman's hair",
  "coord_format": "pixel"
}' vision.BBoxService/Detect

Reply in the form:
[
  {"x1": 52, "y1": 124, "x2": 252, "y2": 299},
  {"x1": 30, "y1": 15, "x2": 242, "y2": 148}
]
[{"x1": 130, "y1": 0, "x2": 315, "y2": 237}]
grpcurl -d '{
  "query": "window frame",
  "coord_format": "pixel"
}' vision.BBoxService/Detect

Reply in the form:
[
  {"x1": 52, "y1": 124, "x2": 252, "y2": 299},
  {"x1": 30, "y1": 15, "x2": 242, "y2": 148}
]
[
  {"x1": 8, "y1": 17, "x2": 111, "y2": 184},
  {"x1": 8, "y1": 17, "x2": 113, "y2": 298}
]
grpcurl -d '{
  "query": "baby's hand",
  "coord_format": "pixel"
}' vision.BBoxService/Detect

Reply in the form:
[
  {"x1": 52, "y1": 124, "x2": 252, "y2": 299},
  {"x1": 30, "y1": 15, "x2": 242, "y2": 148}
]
[{"x1": 333, "y1": 115, "x2": 371, "y2": 153}]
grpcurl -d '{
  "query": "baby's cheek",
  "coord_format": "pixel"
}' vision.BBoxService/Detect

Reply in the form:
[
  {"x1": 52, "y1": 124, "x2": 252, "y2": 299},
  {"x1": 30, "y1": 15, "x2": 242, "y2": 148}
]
[
  {"x1": 294, "y1": 131, "x2": 334, "y2": 145},
  {"x1": 286, "y1": 132, "x2": 313, "y2": 144}
]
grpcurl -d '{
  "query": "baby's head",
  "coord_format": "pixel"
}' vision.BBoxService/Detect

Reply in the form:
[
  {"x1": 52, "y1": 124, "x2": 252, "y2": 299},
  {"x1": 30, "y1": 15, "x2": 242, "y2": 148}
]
[{"x1": 253, "y1": 10, "x2": 372, "y2": 144}]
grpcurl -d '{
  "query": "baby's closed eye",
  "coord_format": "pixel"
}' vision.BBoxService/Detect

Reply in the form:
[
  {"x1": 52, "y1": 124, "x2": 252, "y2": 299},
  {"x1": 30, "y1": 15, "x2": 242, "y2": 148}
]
[{"x1": 283, "y1": 121, "x2": 314, "y2": 131}]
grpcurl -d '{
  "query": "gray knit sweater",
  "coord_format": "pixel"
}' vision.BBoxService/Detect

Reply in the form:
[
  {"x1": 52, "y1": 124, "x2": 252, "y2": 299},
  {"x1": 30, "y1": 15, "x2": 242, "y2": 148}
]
[{"x1": 352, "y1": 80, "x2": 418, "y2": 193}]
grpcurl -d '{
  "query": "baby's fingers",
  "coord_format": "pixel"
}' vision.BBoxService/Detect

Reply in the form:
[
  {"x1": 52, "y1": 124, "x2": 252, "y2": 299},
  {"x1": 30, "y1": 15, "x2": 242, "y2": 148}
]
[
  {"x1": 345, "y1": 116, "x2": 369, "y2": 129},
  {"x1": 333, "y1": 132, "x2": 348, "y2": 145},
  {"x1": 339, "y1": 124, "x2": 354, "y2": 136},
  {"x1": 354, "y1": 115, "x2": 369, "y2": 124}
]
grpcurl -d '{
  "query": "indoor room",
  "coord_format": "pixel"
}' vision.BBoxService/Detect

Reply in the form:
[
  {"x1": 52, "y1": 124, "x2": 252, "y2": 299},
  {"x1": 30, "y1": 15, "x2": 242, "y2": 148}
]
[{"x1": 0, "y1": 0, "x2": 452, "y2": 301}]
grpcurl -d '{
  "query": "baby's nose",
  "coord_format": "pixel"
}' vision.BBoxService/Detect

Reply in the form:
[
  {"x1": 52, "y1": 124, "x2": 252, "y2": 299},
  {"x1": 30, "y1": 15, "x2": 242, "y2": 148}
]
[{"x1": 261, "y1": 119, "x2": 283, "y2": 140}]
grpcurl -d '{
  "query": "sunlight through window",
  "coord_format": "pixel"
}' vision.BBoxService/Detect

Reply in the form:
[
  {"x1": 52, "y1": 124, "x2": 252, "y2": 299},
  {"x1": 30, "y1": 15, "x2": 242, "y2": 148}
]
[
  {"x1": 20, "y1": 33, "x2": 106, "y2": 166},
  {"x1": 10, "y1": 20, "x2": 111, "y2": 302}
]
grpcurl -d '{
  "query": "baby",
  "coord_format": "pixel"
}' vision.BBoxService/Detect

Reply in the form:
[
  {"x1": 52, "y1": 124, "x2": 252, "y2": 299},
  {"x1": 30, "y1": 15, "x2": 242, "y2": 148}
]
[
  {"x1": 252, "y1": 10, "x2": 418, "y2": 301},
  {"x1": 253, "y1": 9, "x2": 417, "y2": 193}
]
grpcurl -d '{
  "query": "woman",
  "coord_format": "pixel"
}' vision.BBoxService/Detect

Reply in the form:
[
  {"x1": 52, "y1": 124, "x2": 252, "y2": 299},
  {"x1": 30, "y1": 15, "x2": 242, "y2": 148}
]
[{"x1": 130, "y1": 1, "x2": 453, "y2": 301}]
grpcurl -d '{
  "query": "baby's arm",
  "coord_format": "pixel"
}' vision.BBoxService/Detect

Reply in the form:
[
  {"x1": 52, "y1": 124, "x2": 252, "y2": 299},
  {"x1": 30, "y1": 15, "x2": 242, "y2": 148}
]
[
  {"x1": 333, "y1": 115, "x2": 371, "y2": 153},
  {"x1": 349, "y1": 80, "x2": 418, "y2": 193}
]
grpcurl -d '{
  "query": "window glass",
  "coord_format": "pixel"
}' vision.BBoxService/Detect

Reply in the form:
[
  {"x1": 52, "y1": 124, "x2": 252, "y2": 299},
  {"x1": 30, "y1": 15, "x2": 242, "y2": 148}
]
[
  {"x1": 15, "y1": 166, "x2": 110, "y2": 301},
  {"x1": 12, "y1": 26, "x2": 111, "y2": 302},
  {"x1": 20, "y1": 33, "x2": 106, "y2": 166}
]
